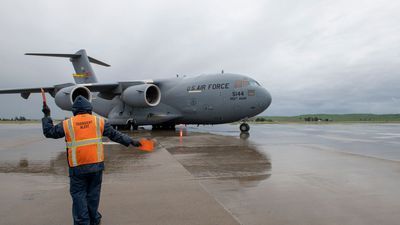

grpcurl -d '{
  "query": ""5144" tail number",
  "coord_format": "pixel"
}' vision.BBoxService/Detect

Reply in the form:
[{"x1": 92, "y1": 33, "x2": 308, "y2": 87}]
[{"x1": 232, "y1": 91, "x2": 245, "y2": 97}]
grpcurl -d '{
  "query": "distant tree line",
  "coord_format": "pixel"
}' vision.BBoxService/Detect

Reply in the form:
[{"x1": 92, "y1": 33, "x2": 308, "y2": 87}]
[
  {"x1": 303, "y1": 117, "x2": 330, "y2": 122},
  {"x1": 254, "y1": 117, "x2": 273, "y2": 122},
  {"x1": 358, "y1": 118, "x2": 374, "y2": 121},
  {"x1": 1, "y1": 116, "x2": 29, "y2": 121}
]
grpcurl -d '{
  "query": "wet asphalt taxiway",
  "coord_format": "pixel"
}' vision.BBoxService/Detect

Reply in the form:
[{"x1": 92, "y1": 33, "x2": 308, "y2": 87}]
[{"x1": 1, "y1": 123, "x2": 400, "y2": 225}]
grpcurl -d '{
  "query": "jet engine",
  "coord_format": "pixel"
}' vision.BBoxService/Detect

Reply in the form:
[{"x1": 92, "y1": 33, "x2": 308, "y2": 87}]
[
  {"x1": 121, "y1": 84, "x2": 161, "y2": 107},
  {"x1": 54, "y1": 86, "x2": 91, "y2": 110}
]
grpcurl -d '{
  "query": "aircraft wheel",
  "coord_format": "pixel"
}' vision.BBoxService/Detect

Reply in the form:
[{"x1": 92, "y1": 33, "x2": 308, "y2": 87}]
[
  {"x1": 239, "y1": 123, "x2": 250, "y2": 132},
  {"x1": 126, "y1": 121, "x2": 136, "y2": 131},
  {"x1": 240, "y1": 132, "x2": 250, "y2": 140},
  {"x1": 152, "y1": 124, "x2": 175, "y2": 130},
  {"x1": 124, "y1": 124, "x2": 132, "y2": 130},
  {"x1": 166, "y1": 124, "x2": 176, "y2": 130},
  {"x1": 114, "y1": 124, "x2": 131, "y2": 130}
]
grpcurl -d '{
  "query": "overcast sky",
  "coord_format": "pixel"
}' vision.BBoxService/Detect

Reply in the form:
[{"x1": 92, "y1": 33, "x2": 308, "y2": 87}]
[{"x1": 0, "y1": 0, "x2": 400, "y2": 119}]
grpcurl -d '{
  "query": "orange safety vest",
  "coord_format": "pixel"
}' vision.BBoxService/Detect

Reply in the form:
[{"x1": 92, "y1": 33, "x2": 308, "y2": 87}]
[{"x1": 63, "y1": 114, "x2": 105, "y2": 167}]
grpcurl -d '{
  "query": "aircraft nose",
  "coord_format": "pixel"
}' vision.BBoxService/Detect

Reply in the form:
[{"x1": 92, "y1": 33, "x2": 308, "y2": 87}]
[{"x1": 258, "y1": 88, "x2": 272, "y2": 111}]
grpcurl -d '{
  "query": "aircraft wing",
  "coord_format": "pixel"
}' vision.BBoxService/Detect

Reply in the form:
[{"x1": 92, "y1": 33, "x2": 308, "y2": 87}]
[
  {"x1": 0, "y1": 87, "x2": 55, "y2": 94},
  {"x1": 0, "y1": 86, "x2": 57, "y2": 99},
  {"x1": 0, "y1": 81, "x2": 152, "y2": 100},
  {"x1": 84, "y1": 81, "x2": 148, "y2": 92}
]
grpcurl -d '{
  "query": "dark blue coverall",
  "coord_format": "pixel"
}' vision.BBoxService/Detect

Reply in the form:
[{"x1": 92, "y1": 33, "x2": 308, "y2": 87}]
[{"x1": 42, "y1": 97, "x2": 135, "y2": 225}]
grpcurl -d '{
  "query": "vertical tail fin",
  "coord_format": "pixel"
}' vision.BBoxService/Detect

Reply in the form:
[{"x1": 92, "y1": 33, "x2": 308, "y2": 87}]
[
  {"x1": 70, "y1": 49, "x2": 98, "y2": 84},
  {"x1": 25, "y1": 49, "x2": 110, "y2": 84}
]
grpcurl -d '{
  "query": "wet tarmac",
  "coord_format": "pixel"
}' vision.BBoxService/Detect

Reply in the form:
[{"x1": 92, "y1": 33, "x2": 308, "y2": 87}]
[{"x1": 1, "y1": 123, "x2": 400, "y2": 225}]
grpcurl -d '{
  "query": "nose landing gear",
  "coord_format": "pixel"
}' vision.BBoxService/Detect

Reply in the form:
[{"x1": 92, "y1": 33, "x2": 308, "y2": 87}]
[{"x1": 239, "y1": 123, "x2": 250, "y2": 132}]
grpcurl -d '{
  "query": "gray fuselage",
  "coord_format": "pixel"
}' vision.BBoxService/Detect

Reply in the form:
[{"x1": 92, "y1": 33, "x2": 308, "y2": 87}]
[{"x1": 92, "y1": 73, "x2": 272, "y2": 126}]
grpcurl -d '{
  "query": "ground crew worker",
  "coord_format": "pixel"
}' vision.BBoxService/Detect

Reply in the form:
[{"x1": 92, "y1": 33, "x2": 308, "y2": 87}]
[{"x1": 42, "y1": 96, "x2": 141, "y2": 225}]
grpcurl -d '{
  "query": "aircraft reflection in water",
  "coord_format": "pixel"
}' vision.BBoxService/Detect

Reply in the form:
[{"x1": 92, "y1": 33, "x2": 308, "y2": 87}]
[
  {"x1": 159, "y1": 128, "x2": 271, "y2": 187},
  {"x1": 0, "y1": 49, "x2": 272, "y2": 132}
]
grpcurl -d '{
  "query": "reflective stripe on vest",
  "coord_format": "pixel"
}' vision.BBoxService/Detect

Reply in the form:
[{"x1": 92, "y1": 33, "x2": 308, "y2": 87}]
[
  {"x1": 67, "y1": 117, "x2": 78, "y2": 167},
  {"x1": 66, "y1": 137, "x2": 103, "y2": 148},
  {"x1": 64, "y1": 115, "x2": 104, "y2": 167},
  {"x1": 95, "y1": 117, "x2": 102, "y2": 162}
]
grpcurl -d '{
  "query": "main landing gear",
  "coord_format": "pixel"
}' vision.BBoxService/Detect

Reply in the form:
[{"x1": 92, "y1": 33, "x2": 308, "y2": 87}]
[
  {"x1": 239, "y1": 123, "x2": 250, "y2": 133},
  {"x1": 152, "y1": 123, "x2": 176, "y2": 130},
  {"x1": 112, "y1": 120, "x2": 138, "y2": 131}
]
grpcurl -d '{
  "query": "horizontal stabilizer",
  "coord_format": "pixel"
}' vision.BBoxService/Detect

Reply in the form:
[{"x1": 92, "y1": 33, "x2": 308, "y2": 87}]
[
  {"x1": 25, "y1": 52, "x2": 110, "y2": 67},
  {"x1": 26, "y1": 49, "x2": 109, "y2": 84},
  {"x1": 88, "y1": 56, "x2": 110, "y2": 67},
  {"x1": 25, "y1": 53, "x2": 77, "y2": 58}
]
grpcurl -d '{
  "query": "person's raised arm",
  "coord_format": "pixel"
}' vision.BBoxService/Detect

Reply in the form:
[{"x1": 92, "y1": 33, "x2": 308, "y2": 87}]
[{"x1": 41, "y1": 104, "x2": 65, "y2": 139}]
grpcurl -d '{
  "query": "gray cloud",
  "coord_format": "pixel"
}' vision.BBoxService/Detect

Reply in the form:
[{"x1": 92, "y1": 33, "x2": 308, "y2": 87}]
[{"x1": 0, "y1": 0, "x2": 400, "y2": 119}]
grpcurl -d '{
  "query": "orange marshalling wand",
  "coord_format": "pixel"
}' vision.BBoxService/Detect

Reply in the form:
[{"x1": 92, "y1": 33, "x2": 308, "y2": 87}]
[
  {"x1": 40, "y1": 88, "x2": 47, "y2": 106},
  {"x1": 138, "y1": 138, "x2": 154, "y2": 152}
]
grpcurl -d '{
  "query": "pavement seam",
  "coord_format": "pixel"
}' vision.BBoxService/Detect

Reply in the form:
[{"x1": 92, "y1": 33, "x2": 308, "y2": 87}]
[
  {"x1": 158, "y1": 142, "x2": 243, "y2": 225},
  {"x1": 197, "y1": 181, "x2": 244, "y2": 225}
]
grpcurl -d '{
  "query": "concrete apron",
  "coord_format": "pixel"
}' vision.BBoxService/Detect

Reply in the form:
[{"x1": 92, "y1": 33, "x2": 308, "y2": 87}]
[{"x1": 0, "y1": 144, "x2": 240, "y2": 225}]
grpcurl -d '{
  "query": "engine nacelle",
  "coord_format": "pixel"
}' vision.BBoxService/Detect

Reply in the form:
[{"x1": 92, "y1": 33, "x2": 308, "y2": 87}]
[
  {"x1": 121, "y1": 84, "x2": 161, "y2": 107},
  {"x1": 54, "y1": 86, "x2": 92, "y2": 110}
]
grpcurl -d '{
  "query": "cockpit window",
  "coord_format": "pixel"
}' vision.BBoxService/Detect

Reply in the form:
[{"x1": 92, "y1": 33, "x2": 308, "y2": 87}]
[
  {"x1": 249, "y1": 81, "x2": 260, "y2": 86},
  {"x1": 234, "y1": 80, "x2": 241, "y2": 88},
  {"x1": 234, "y1": 80, "x2": 250, "y2": 88},
  {"x1": 234, "y1": 80, "x2": 260, "y2": 88}
]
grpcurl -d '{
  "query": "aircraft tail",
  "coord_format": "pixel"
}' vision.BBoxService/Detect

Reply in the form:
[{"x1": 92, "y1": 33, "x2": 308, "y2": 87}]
[{"x1": 25, "y1": 49, "x2": 110, "y2": 84}]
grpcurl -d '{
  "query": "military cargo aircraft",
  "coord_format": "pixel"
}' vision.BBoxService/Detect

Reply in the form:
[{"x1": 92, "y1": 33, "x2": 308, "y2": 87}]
[{"x1": 0, "y1": 49, "x2": 271, "y2": 132}]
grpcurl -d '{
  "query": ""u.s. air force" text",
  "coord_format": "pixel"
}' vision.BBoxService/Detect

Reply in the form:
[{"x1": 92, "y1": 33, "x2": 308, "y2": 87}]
[{"x1": 187, "y1": 83, "x2": 230, "y2": 91}]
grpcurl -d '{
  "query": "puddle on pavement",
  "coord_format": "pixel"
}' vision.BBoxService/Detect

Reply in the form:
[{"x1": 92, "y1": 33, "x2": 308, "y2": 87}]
[
  {"x1": 0, "y1": 127, "x2": 270, "y2": 185},
  {"x1": 165, "y1": 143, "x2": 271, "y2": 187}
]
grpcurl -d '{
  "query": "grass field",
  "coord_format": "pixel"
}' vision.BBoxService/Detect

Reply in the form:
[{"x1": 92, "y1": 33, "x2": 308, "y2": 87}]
[
  {"x1": 254, "y1": 114, "x2": 400, "y2": 123},
  {"x1": 0, "y1": 120, "x2": 41, "y2": 124}
]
